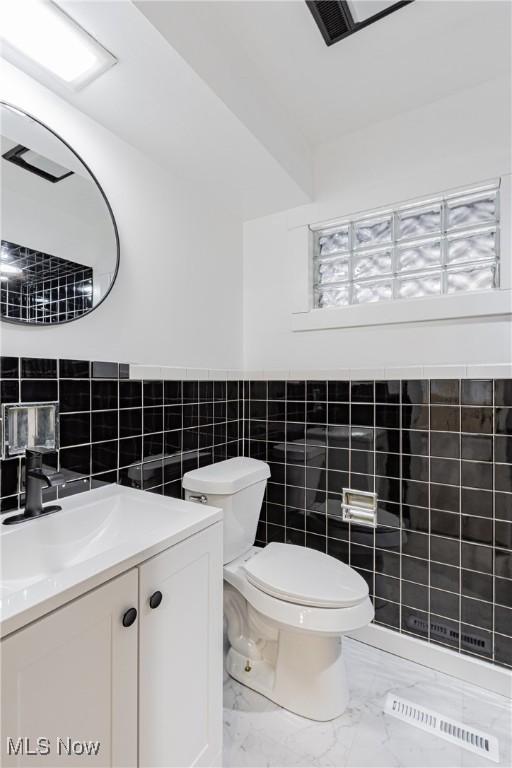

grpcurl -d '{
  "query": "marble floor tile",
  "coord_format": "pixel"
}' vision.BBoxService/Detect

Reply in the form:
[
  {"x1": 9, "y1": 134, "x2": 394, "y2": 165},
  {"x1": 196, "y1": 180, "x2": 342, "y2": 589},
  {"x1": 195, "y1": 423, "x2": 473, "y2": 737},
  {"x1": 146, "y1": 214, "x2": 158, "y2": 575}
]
[{"x1": 223, "y1": 638, "x2": 511, "y2": 768}]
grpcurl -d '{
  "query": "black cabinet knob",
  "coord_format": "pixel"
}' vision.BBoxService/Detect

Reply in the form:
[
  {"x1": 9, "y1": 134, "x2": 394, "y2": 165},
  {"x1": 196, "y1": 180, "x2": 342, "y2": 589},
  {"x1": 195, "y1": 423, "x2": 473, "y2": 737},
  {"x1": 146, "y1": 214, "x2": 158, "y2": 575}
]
[
  {"x1": 122, "y1": 607, "x2": 137, "y2": 627},
  {"x1": 149, "y1": 590, "x2": 163, "y2": 609}
]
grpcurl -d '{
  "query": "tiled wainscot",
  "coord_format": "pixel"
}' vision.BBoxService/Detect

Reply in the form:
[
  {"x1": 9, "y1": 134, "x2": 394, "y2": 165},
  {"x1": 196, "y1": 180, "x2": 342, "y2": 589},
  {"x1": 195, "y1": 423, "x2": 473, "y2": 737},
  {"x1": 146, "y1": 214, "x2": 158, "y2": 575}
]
[
  {"x1": 0, "y1": 356, "x2": 242, "y2": 512},
  {"x1": 1, "y1": 358, "x2": 511, "y2": 671},
  {"x1": 245, "y1": 377, "x2": 512, "y2": 670}
]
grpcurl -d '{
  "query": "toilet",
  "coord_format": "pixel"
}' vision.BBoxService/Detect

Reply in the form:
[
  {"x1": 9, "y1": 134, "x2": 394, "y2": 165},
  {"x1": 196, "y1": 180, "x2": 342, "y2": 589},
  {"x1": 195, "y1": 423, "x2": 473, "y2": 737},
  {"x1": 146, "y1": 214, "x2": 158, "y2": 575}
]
[{"x1": 182, "y1": 456, "x2": 374, "y2": 721}]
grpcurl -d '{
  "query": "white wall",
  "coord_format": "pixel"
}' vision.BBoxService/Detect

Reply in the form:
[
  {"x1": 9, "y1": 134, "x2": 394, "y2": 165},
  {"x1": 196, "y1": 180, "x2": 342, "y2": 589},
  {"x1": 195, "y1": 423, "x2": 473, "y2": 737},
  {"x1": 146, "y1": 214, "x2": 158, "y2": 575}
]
[
  {"x1": 243, "y1": 76, "x2": 512, "y2": 371},
  {"x1": 3, "y1": 65, "x2": 510, "y2": 373},
  {"x1": 0, "y1": 62, "x2": 243, "y2": 368}
]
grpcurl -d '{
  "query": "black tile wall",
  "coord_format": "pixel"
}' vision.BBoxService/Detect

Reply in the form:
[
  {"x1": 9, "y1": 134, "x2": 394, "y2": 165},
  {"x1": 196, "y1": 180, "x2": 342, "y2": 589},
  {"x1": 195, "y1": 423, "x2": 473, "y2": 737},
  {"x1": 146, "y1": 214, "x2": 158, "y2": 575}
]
[
  {"x1": 1, "y1": 359, "x2": 511, "y2": 671},
  {"x1": 0, "y1": 356, "x2": 242, "y2": 513},
  {"x1": 246, "y1": 376, "x2": 512, "y2": 671},
  {"x1": 1, "y1": 241, "x2": 93, "y2": 323}
]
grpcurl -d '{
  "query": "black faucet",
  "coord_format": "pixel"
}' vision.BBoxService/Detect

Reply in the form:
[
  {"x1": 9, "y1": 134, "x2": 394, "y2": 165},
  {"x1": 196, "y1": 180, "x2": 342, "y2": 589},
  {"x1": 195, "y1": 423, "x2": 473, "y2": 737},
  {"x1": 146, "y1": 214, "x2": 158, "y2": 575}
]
[{"x1": 3, "y1": 449, "x2": 65, "y2": 525}]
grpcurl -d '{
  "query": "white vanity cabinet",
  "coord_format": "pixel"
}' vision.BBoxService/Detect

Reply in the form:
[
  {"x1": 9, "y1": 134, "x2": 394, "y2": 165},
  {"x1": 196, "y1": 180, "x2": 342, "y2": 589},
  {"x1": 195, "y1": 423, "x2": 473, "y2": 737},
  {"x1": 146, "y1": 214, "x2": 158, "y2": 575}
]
[
  {"x1": 1, "y1": 522, "x2": 223, "y2": 768},
  {"x1": 139, "y1": 521, "x2": 223, "y2": 767},
  {"x1": 1, "y1": 569, "x2": 139, "y2": 768}
]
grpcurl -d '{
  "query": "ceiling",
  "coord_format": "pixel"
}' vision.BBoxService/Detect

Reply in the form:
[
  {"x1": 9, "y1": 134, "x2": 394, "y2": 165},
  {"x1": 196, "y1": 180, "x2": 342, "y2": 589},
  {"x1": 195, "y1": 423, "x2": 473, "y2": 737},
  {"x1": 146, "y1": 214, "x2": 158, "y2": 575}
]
[
  {"x1": 139, "y1": 0, "x2": 511, "y2": 147},
  {"x1": 32, "y1": 0, "x2": 314, "y2": 220},
  {"x1": 3, "y1": 1, "x2": 509, "y2": 221}
]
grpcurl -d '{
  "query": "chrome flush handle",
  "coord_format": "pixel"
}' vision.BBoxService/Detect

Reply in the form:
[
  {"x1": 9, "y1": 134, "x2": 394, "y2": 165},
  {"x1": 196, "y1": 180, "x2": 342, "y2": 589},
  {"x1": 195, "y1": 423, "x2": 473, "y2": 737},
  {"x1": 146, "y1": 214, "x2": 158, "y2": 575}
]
[{"x1": 189, "y1": 494, "x2": 208, "y2": 504}]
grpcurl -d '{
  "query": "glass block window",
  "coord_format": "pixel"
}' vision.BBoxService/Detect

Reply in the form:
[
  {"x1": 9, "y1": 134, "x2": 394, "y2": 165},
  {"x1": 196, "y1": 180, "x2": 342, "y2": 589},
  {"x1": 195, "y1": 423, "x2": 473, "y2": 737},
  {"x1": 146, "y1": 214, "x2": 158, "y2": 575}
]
[{"x1": 312, "y1": 183, "x2": 500, "y2": 308}]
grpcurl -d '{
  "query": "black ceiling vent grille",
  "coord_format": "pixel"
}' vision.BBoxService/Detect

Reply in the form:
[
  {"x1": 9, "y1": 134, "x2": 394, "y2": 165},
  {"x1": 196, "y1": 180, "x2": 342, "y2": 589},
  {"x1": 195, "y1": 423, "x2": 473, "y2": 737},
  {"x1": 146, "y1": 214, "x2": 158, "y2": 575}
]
[
  {"x1": 306, "y1": 1, "x2": 414, "y2": 47},
  {"x1": 306, "y1": 1, "x2": 352, "y2": 44}
]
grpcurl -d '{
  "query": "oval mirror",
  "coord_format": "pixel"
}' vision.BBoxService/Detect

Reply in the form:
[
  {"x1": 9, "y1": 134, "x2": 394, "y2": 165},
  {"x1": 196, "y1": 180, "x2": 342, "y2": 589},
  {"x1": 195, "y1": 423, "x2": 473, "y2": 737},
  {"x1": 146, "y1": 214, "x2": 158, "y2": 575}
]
[{"x1": 0, "y1": 103, "x2": 119, "y2": 325}]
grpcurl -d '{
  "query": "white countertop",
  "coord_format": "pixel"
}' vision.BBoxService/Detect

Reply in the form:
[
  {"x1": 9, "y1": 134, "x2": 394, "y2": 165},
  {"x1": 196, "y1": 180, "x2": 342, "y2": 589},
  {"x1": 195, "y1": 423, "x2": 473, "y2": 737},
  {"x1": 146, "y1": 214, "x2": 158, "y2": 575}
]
[{"x1": 0, "y1": 484, "x2": 222, "y2": 638}]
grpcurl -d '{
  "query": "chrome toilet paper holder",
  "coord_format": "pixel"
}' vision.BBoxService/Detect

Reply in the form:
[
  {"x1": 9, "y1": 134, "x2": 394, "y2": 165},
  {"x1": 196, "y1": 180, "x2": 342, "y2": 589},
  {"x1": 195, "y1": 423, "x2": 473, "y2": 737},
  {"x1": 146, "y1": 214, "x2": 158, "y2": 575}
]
[{"x1": 341, "y1": 488, "x2": 377, "y2": 527}]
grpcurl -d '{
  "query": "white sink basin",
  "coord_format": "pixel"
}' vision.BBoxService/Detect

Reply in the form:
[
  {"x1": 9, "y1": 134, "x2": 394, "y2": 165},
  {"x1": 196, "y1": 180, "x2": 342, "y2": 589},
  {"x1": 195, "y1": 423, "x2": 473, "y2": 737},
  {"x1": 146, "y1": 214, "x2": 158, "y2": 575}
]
[{"x1": 0, "y1": 484, "x2": 222, "y2": 637}]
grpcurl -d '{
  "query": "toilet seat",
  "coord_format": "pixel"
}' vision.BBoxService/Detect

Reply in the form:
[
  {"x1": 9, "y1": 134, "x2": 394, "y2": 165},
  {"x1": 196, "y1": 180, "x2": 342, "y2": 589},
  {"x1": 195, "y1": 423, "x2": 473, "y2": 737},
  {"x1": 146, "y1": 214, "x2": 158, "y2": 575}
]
[
  {"x1": 224, "y1": 546, "x2": 374, "y2": 636},
  {"x1": 243, "y1": 542, "x2": 368, "y2": 608}
]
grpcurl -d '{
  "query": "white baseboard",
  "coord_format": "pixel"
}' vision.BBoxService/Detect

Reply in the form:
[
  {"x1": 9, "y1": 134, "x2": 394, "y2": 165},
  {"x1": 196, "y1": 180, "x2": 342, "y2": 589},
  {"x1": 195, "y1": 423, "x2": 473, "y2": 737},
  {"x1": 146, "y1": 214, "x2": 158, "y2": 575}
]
[{"x1": 347, "y1": 624, "x2": 512, "y2": 700}]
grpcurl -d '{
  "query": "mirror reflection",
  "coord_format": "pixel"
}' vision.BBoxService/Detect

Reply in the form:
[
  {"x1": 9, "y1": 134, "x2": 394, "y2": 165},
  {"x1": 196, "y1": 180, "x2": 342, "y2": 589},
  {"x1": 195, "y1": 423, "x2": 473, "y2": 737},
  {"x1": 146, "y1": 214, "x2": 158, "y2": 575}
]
[{"x1": 1, "y1": 103, "x2": 119, "y2": 324}]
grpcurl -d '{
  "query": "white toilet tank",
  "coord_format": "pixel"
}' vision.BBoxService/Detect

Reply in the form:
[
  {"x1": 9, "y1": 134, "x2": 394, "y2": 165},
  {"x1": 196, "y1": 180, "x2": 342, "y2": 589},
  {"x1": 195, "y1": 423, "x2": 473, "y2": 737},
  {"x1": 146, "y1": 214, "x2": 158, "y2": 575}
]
[{"x1": 182, "y1": 457, "x2": 270, "y2": 564}]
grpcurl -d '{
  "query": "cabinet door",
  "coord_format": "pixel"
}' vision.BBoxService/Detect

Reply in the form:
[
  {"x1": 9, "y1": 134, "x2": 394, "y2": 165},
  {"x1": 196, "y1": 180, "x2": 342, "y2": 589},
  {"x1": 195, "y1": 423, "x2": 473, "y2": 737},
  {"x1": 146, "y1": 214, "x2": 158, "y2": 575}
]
[
  {"x1": 1, "y1": 570, "x2": 138, "y2": 768},
  {"x1": 139, "y1": 523, "x2": 223, "y2": 768}
]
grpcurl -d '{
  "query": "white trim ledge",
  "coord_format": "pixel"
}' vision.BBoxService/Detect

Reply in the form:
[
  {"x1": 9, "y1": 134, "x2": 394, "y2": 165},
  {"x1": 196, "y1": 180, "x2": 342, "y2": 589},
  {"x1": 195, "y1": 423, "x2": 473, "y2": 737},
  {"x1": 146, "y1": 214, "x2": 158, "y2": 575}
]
[
  {"x1": 127, "y1": 364, "x2": 512, "y2": 381},
  {"x1": 291, "y1": 290, "x2": 512, "y2": 332},
  {"x1": 347, "y1": 623, "x2": 512, "y2": 699}
]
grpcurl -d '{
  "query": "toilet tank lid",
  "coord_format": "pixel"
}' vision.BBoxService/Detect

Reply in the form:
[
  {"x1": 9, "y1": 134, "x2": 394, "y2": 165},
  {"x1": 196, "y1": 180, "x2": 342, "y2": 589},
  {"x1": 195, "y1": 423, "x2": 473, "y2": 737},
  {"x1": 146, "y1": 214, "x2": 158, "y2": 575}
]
[{"x1": 183, "y1": 457, "x2": 270, "y2": 495}]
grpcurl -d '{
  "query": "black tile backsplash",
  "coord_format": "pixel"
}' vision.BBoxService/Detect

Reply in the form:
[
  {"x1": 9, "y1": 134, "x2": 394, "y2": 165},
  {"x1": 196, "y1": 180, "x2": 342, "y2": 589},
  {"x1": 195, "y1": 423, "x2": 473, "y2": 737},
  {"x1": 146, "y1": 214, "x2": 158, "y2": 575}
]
[
  {"x1": 91, "y1": 380, "x2": 118, "y2": 411},
  {"x1": 461, "y1": 434, "x2": 493, "y2": 462},
  {"x1": 21, "y1": 379, "x2": 58, "y2": 402},
  {"x1": 59, "y1": 358, "x2": 90, "y2": 379},
  {"x1": 0, "y1": 357, "x2": 18, "y2": 379},
  {"x1": 92, "y1": 410, "x2": 118, "y2": 443},
  {"x1": 92, "y1": 361, "x2": 119, "y2": 379},
  {"x1": 495, "y1": 380, "x2": 512, "y2": 407},
  {"x1": 1, "y1": 355, "x2": 242, "y2": 526},
  {"x1": 21, "y1": 357, "x2": 57, "y2": 379},
  {"x1": 430, "y1": 405, "x2": 460, "y2": 432},
  {"x1": 60, "y1": 412, "x2": 91, "y2": 447},
  {"x1": 495, "y1": 408, "x2": 512, "y2": 435},
  {"x1": 1, "y1": 358, "x2": 511, "y2": 671},
  {"x1": 430, "y1": 431, "x2": 460, "y2": 458},
  {"x1": 60, "y1": 380, "x2": 90, "y2": 412},
  {"x1": 430, "y1": 379, "x2": 460, "y2": 405},
  {"x1": 1, "y1": 380, "x2": 19, "y2": 404},
  {"x1": 461, "y1": 379, "x2": 493, "y2": 407},
  {"x1": 245, "y1": 373, "x2": 512, "y2": 670}
]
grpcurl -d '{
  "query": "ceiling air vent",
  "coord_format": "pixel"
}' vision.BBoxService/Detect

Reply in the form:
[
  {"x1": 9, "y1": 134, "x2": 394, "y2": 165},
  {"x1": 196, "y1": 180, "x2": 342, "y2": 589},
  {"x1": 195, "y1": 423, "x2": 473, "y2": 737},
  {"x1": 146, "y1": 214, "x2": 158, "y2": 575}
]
[
  {"x1": 306, "y1": 1, "x2": 352, "y2": 44},
  {"x1": 306, "y1": 1, "x2": 414, "y2": 46}
]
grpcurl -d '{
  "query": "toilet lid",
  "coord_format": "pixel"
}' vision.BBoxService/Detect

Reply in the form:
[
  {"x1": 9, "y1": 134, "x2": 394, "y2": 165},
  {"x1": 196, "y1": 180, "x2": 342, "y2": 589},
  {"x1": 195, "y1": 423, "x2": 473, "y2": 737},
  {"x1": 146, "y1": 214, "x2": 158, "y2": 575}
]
[{"x1": 243, "y1": 543, "x2": 368, "y2": 608}]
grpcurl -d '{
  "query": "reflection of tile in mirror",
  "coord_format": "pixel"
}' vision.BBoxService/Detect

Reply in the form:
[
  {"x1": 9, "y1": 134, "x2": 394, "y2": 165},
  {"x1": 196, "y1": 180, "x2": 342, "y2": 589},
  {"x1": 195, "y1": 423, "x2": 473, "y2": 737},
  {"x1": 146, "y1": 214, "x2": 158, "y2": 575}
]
[{"x1": 0, "y1": 239, "x2": 93, "y2": 323}]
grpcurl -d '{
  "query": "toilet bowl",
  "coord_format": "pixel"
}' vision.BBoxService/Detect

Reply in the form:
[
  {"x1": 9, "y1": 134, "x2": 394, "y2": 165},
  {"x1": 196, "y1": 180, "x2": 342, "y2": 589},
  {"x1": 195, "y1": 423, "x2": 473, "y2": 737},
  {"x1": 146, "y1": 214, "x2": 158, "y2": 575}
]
[{"x1": 183, "y1": 457, "x2": 374, "y2": 721}]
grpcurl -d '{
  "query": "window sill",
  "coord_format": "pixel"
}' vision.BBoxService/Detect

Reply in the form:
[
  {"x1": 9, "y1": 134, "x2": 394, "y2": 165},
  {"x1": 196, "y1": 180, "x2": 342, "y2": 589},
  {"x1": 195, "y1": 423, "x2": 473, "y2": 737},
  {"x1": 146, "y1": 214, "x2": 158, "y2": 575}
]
[{"x1": 291, "y1": 290, "x2": 512, "y2": 332}]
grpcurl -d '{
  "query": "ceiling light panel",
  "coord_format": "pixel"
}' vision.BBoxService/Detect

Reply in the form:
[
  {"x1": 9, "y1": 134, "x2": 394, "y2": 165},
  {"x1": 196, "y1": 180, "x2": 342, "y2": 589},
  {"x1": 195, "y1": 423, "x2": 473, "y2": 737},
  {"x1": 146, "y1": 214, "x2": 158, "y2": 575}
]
[{"x1": 0, "y1": 0, "x2": 117, "y2": 90}]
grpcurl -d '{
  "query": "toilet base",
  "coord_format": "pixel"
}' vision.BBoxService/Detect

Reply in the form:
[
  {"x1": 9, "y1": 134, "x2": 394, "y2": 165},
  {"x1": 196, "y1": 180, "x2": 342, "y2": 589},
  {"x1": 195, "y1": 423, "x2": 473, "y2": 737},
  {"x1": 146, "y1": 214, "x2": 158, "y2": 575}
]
[{"x1": 226, "y1": 629, "x2": 349, "y2": 721}]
